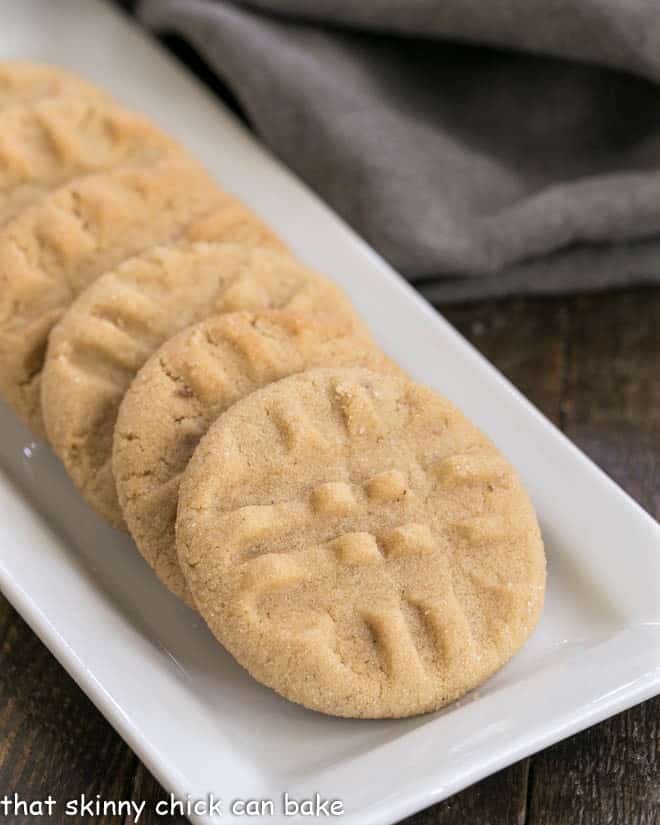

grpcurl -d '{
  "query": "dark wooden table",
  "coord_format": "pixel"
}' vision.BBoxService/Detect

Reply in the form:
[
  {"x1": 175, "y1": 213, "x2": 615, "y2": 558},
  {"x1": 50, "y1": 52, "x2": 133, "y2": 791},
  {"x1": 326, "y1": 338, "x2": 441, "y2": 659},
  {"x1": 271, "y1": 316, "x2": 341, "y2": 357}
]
[{"x1": 0, "y1": 288, "x2": 658, "y2": 824}]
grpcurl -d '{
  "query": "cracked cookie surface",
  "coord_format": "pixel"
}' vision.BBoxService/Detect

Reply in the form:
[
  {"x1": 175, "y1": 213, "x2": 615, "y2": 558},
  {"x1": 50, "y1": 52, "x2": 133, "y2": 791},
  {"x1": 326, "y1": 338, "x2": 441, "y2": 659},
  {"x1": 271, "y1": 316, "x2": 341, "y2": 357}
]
[
  {"x1": 176, "y1": 367, "x2": 546, "y2": 718},
  {"x1": 0, "y1": 95, "x2": 178, "y2": 225},
  {"x1": 42, "y1": 245, "x2": 358, "y2": 528},
  {"x1": 114, "y1": 311, "x2": 394, "y2": 601},
  {"x1": 0, "y1": 156, "x2": 225, "y2": 432}
]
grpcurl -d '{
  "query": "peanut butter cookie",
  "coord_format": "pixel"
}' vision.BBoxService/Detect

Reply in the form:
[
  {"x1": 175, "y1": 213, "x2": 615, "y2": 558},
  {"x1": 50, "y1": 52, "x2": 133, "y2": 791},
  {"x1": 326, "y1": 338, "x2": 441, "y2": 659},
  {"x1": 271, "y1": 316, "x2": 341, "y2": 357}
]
[
  {"x1": 114, "y1": 311, "x2": 394, "y2": 600},
  {"x1": 42, "y1": 246, "x2": 359, "y2": 528},
  {"x1": 0, "y1": 95, "x2": 178, "y2": 225},
  {"x1": 0, "y1": 157, "x2": 225, "y2": 432},
  {"x1": 177, "y1": 368, "x2": 546, "y2": 718}
]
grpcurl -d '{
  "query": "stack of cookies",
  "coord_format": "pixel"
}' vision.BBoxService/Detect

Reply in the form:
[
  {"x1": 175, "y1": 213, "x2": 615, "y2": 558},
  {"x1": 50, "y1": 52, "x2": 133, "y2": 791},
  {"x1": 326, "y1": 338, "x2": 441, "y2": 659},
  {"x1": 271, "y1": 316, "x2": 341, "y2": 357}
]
[{"x1": 0, "y1": 63, "x2": 546, "y2": 718}]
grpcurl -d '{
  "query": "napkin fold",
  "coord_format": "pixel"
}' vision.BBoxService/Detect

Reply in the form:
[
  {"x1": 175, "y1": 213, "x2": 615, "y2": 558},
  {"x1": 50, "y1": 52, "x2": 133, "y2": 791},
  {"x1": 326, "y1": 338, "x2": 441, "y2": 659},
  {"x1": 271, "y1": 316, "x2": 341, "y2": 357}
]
[{"x1": 139, "y1": 0, "x2": 660, "y2": 301}]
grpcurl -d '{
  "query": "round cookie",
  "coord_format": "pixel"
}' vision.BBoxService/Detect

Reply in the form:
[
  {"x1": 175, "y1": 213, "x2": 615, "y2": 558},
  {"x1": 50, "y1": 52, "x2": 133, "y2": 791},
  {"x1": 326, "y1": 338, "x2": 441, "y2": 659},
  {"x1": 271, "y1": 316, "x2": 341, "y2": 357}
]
[
  {"x1": 0, "y1": 156, "x2": 226, "y2": 433},
  {"x1": 0, "y1": 96, "x2": 179, "y2": 225},
  {"x1": 114, "y1": 311, "x2": 396, "y2": 602},
  {"x1": 176, "y1": 368, "x2": 546, "y2": 718},
  {"x1": 42, "y1": 245, "x2": 360, "y2": 529},
  {"x1": 0, "y1": 62, "x2": 110, "y2": 111}
]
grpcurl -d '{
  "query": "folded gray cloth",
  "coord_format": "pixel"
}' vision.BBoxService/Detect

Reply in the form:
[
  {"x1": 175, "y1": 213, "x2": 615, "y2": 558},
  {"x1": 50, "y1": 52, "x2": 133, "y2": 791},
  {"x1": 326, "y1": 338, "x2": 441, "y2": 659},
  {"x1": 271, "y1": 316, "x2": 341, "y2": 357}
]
[{"x1": 139, "y1": 0, "x2": 660, "y2": 302}]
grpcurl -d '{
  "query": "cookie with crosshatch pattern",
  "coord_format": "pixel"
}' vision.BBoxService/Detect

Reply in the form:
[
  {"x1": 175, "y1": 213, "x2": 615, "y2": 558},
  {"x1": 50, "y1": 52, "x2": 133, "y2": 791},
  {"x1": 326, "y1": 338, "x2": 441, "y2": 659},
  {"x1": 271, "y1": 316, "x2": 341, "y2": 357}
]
[
  {"x1": 0, "y1": 95, "x2": 179, "y2": 226},
  {"x1": 113, "y1": 311, "x2": 397, "y2": 603},
  {"x1": 0, "y1": 156, "x2": 225, "y2": 434},
  {"x1": 176, "y1": 367, "x2": 546, "y2": 718},
  {"x1": 42, "y1": 244, "x2": 360, "y2": 530}
]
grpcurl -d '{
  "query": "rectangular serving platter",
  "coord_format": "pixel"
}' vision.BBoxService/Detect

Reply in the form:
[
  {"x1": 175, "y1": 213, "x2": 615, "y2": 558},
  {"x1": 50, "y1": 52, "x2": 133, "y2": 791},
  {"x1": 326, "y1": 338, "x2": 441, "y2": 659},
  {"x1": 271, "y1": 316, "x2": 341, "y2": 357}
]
[{"x1": 0, "y1": 2, "x2": 658, "y2": 823}]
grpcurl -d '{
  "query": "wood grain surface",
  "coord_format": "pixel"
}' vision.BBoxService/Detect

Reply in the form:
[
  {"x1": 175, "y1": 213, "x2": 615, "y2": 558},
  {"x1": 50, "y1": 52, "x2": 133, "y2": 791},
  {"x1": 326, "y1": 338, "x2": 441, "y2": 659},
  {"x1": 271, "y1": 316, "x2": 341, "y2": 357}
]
[{"x1": 0, "y1": 288, "x2": 658, "y2": 824}]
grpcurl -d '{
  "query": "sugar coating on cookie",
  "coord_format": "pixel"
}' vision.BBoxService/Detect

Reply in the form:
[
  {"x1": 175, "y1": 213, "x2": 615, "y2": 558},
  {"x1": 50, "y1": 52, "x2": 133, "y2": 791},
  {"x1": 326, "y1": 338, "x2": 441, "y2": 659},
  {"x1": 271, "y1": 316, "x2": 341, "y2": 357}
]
[
  {"x1": 114, "y1": 311, "x2": 395, "y2": 601},
  {"x1": 176, "y1": 368, "x2": 546, "y2": 718},
  {"x1": 0, "y1": 62, "x2": 110, "y2": 110},
  {"x1": 0, "y1": 156, "x2": 225, "y2": 433},
  {"x1": 42, "y1": 245, "x2": 360, "y2": 529},
  {"x1": 0, "y1": 96, "x2": 179, "y2": 225}
]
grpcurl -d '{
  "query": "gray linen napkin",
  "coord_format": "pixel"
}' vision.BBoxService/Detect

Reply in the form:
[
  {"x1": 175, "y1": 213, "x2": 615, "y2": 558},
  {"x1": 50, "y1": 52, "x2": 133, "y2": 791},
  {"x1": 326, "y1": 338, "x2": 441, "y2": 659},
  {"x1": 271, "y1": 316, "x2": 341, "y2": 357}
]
[{"x1": 139, "y1": 0, "x2": 660, "y2": 302}]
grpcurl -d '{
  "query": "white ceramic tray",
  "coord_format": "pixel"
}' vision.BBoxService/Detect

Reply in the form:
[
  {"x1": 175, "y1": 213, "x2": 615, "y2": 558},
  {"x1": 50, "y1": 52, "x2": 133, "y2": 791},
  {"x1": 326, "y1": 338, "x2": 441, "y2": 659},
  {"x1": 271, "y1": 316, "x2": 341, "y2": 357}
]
[{"x1": 0, "y1": 2, "x2": 658, "y2": 823}]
